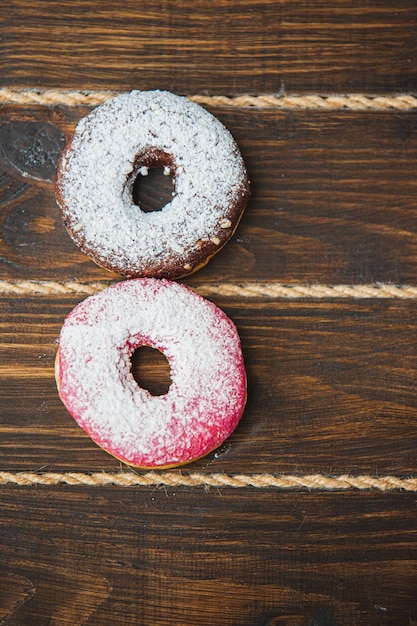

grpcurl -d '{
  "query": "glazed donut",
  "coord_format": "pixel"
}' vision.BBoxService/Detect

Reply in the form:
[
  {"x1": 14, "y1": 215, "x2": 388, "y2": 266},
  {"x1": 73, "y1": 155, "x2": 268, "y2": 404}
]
[
  {"x1": 55, "y1": 90, "x2": 249, "y2": 279},
  {"x1": 55, "y1": 278, "x2": 246, "y2": 468}
]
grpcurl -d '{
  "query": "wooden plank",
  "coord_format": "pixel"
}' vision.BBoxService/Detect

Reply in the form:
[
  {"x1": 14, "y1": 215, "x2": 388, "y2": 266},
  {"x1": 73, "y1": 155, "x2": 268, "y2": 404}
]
[
  {"x1": 2, "y1": 4, "x2": 416, "y2": 624},
  {"x1": 1, "y1": 486, "x2": 416, "y2": 625},
  {"x1": 1, "y1": 105, "x2": 417, "y2": 284},
  {"x1": 1, "y1": 295, "x2": 416, "y2": 474},
  {"x1": 1, "y1": 6, "x2": 416, "y2": 625},
  {"x1": 3, "y1": 1, "x2": 417, "y2": 94}
]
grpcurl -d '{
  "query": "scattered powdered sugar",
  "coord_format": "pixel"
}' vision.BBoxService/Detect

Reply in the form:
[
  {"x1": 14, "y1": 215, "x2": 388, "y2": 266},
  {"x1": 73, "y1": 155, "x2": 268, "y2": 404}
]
[
  {"x1": 57, "y1": 279, "x2": 246, "y2": 467},
  {"x1": 56, "y1": 90, "x2": 248, "y2": 275}
]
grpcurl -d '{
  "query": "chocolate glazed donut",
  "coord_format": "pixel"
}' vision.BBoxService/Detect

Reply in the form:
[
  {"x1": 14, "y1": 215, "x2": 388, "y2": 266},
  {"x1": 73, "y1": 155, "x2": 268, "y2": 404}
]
[{"x1": 55, "y1": 90, "x2": 250, "y2": 279}]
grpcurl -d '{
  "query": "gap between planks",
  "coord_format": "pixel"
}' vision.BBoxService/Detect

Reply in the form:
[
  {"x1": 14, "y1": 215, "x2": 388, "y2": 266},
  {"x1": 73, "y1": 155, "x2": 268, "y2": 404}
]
[
  {"x1": 1, "y1": 280, "x2": 417, "y2": 299},
  {"x1": 0, "y1": 471, "x2": 416, "y2": 491},
  {"x1": 1, "y1": 88, "x2": 417, "y2": 110}
]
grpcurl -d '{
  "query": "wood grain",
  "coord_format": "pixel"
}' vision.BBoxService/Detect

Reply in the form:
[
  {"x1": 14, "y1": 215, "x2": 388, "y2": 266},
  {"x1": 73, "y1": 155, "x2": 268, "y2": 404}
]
[
  {"x1": 0, "y1": 573, "x2": 35, "y2": 622},
  {"x1": 1, "y1": 295, "x2": 415, "y2": 474},
  {"x1": 2, "y1": 3, "x2": 417, "y2": 622},
  {"x1": 1, "y1": 486, "x2": 416, "y2": 625},
  {"x1": 1, "y1": 105, "x2": 417, "y2": 284},
  {"x1": 3, "y1": 1, "x2": 417, "y2": 94}
]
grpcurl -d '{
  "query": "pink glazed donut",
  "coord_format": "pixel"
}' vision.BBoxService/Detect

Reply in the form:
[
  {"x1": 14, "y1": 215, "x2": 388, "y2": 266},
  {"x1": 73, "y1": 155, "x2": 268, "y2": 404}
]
[{"x1": 55, "y1": 278, "x2": 246, "y2": 468}]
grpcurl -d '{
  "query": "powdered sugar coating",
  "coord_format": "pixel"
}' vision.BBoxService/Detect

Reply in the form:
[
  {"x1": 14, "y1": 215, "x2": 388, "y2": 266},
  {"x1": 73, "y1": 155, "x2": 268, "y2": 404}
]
[
  {"x1": 56, "y1": 279, "x2": 246, "y2": 468},
  {"x1": 56, "y1": 90, "x2": 249, "y2": 278}
]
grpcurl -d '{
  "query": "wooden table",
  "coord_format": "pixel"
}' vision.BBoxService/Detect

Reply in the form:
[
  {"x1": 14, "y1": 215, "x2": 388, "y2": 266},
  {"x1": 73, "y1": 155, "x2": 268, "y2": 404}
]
[{"x1": 1, "y1": 2, "x2": 416, "y2": 624}]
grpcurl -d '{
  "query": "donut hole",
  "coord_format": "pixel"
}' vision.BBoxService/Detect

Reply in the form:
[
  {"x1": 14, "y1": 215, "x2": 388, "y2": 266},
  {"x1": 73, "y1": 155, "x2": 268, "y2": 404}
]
[
  {"x1": 131, "y1": 166, "x2": 175, "y2": 213},
  {"x1": 130, "y1": 345, "x2": 171, "y2": 396}
]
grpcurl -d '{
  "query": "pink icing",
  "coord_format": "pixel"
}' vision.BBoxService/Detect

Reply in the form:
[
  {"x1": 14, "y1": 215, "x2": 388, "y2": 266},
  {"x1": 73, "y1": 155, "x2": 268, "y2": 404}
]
[{"x1": 56, "y1": 278, "x2": 246, "y2": 467}]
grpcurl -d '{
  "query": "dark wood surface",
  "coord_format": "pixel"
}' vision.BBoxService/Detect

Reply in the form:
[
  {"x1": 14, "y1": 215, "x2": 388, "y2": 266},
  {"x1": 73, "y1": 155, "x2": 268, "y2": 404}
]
[
  {"x1": 3, "y1": 0, "x2": 417, "y2": 94},
  {"x1": 1, "y1": 488, "x2": 417, "y2": 626},
  {"x1": 1, "y1": 1, "x2": 417, "y2": 624},
  {"x1": 1, "y1": 296, "x2": 416, "y2": 475},
  {"x1": 2, "y1": 105, "x2": 417, "y2": 284}
]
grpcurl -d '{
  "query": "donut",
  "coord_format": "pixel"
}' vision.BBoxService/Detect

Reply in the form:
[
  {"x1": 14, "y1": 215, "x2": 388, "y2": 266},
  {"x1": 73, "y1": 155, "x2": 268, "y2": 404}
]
[
  {"x1": 55, "y1": 90, "x2": 249, "y2": 279},
  {"x1": 55, "y1": 278, "x2": 246, "y2": 468}
]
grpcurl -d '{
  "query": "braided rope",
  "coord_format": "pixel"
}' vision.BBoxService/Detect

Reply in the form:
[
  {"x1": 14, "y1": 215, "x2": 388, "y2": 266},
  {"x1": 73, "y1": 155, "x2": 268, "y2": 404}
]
[
  {"x1": 197, "y1": 283, "x2": 417, "y2": 299},
  {"x1": 191, "y1": 93, "x2": 417, "y2": 111},
  {"x1": 0, "y1": 471, "x2": 416, "y2": 491},
  {"x1": 0, "y1": 280, "x2": 114, "y2": 296},
  {"x1": 1, "y1": 280, "x2": 417, "y2": 299},
  {"x1": 1, "y1": 88, "x2": 417, "y2": 110}
]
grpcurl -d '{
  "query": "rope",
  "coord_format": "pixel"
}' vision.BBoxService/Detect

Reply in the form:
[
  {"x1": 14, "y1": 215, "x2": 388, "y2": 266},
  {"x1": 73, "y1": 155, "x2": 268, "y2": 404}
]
[
  {"x1": 1, "y1": 88, "x2": 417, "y2": 110},
  {"x1": 1, "y1": 280, "x2": 417, "y2": 299},
  {"x1": 197, "y1": 283, "x2": 417, "y2": 299},
  {"x1": 191, "y1": 93, "x2": 417, "y2": 111},
  {"x1": 0, "y1": 280, "x2": 114, "y2": 296},
  {"x1": 0, "y1": 471, "x2": 416, "y2": 491}
]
